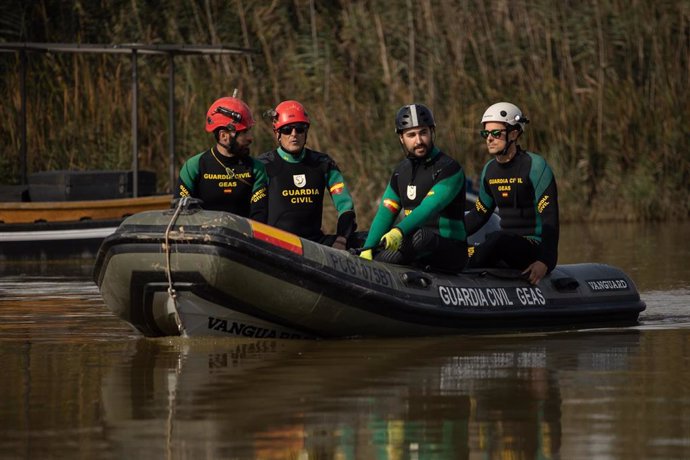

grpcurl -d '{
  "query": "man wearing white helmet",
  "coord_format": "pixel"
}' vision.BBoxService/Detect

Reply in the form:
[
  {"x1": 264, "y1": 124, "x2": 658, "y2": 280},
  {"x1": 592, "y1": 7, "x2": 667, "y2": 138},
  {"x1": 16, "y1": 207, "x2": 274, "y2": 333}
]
[
  {"x1": 360, "y1": 103, "x2": 468, "y2": 272},
  {"x1": 466, "y1": 102, "x2": 559, "y2": 284}
]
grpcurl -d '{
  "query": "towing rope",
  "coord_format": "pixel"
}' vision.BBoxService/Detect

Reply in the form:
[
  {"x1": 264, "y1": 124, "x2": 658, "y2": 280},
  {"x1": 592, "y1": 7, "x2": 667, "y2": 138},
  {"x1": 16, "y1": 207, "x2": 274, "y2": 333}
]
[{"x1": 164, "y1": 197, "x2": 188, "y2": 336}]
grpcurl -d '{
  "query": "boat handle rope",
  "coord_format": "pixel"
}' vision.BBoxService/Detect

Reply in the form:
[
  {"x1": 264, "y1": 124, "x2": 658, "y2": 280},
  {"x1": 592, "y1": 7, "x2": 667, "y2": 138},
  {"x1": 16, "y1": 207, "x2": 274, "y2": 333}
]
[{"x1": 164, "y1": 196, "x2": 188, "y2": 336}]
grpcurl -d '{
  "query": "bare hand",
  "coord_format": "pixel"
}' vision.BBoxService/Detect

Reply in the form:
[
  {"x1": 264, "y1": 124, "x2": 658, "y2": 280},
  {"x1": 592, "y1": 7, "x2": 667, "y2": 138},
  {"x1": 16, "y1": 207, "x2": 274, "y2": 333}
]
[{"x1": 522, "y1": 260, "x2": 548, "y2": 285}]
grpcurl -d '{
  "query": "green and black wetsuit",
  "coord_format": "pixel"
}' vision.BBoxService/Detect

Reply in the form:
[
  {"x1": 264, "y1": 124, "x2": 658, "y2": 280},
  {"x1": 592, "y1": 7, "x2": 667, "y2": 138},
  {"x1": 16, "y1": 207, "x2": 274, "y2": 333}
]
[
  {"x1": 364, "y1": 147, "x2": 468, "y2": 271},
  {"x1": 258, "y1": 146, "x2": 356, "y2": 244},
  {"x1": 466, "y1": 147, "x2": 559, "y2": 272},
  {"x1": 176, "y1": 147, "x2": 268, "y2": 221}
]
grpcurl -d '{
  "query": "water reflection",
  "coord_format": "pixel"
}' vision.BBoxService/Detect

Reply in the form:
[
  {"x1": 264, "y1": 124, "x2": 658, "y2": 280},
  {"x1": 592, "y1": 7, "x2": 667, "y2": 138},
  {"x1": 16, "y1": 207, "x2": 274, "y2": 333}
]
[
  {"x1": 0, "y1": 297, "x2": 688, "y2": 458},
  {"x1": 0, "y1": 258, "x2": 96, "y2": 279},
  {"x1": 559, "y1": 221, "x2": 690, "y2": 291},
  {"x1": 0, "y1": 277, "x2": 137, "y2": 342},
  {"x1": 94, "y1": 331, "x2": 645, "y2": 459},
  {"x1": 1, "y1": 221, "x2": 689, "y2": 459}
]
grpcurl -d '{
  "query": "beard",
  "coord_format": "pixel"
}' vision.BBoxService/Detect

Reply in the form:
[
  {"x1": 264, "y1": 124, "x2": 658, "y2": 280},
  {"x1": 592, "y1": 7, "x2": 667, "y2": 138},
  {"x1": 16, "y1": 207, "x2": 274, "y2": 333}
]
[
  {"x1": 229, "y1": 142, "x2": 251, "y2": 157},
  {"x1": 406, "y1": 140, "x2": 433, "y2": 158}
]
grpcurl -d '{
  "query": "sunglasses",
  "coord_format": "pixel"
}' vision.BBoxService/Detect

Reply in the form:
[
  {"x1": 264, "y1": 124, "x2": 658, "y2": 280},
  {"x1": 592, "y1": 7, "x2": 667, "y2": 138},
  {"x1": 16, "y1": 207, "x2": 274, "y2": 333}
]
[
  {"x1": 278, "y1": 123, "x2": 308, "y2": 135},
  {"x1": 480, "y1": 129, "x2": 507, "y2": 139}
]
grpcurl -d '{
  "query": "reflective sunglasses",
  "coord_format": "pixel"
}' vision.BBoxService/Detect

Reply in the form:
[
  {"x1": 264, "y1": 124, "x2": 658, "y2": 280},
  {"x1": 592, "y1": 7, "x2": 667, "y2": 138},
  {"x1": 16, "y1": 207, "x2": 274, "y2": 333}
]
[
  {"x1": 479, "y1": 129, "x2": 507, "y2": 139},
  {"x1": 278, "y1": 123, "x2": 308, "y2": 135}
]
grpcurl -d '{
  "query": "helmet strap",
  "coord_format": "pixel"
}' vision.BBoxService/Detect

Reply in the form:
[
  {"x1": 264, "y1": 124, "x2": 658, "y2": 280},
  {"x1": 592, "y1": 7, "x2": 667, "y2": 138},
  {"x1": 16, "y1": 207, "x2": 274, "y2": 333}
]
[
  {"x1": 216, "y1": 127, "x2": 243, "y2": 156},
  {"x1": 496, "y1": 125, "x2": 520, "y2": 157},
  {"x1": 497, "y1": 139, "x2": 513, "y2": 156}
]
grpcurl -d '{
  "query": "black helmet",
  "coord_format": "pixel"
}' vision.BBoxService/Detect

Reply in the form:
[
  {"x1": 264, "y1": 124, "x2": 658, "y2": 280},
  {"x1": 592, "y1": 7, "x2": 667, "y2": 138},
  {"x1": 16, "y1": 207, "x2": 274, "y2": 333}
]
[{"x1": 395, "y1": 104, "x2": 436, "y2": 133}]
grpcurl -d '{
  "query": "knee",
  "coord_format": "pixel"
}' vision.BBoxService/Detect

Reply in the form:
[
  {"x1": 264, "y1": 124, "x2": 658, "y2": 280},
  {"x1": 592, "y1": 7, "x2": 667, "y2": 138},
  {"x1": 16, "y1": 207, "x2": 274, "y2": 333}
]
[
  {"x1": 411, "y1": 228, "x2": 437, "y2": 252},
  {"x1": 374, "y1": 249, "x2": 405, "y2": 265}
]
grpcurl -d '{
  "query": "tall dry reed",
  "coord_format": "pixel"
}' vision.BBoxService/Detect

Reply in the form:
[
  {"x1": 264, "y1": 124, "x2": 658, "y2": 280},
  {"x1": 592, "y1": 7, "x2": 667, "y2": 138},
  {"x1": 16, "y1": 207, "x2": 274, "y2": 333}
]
[{"x1": 0, "y1": 0, "x2": 688, "y2": 223}]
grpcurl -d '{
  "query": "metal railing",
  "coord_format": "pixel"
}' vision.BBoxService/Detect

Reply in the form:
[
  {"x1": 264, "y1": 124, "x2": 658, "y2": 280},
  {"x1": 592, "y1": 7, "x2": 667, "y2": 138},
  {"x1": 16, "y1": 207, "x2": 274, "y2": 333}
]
[{"x1": 1, "y1": 42, "x2": 258, "y2": 196}]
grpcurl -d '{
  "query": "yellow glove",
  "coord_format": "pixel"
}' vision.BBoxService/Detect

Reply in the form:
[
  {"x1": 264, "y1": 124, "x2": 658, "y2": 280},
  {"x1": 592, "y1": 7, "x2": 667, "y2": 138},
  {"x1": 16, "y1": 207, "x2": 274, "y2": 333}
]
[
  {"x1": 360, "y1": 249, "x2": 373, "y2": 260},
  {"x1": 380, "y1": 228, "x2": 403, "y2": 251}
]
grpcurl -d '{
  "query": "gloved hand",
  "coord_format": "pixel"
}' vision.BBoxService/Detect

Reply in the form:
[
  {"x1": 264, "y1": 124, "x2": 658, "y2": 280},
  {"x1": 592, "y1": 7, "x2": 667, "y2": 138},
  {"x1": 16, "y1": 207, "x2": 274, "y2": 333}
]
[
  {"x1": 360, "y1": 249, "x2": 373, "y2": 260},
  {"x1": 332, "y1": 235, "x2": 347, "y2": 250},
  {"x1": 380, "y1": 228, "x2": 403, "y2": 251}
]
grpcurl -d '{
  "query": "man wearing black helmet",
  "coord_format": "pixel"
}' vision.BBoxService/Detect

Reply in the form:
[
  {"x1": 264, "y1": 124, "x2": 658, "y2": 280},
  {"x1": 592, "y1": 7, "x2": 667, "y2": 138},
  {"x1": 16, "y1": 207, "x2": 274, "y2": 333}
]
[
  {"x1": 360, "y1": 104, "x2": 468, "y2": 272},
  {"x1": 465, "y1": 102, "x2": 559, "y2": 285}
]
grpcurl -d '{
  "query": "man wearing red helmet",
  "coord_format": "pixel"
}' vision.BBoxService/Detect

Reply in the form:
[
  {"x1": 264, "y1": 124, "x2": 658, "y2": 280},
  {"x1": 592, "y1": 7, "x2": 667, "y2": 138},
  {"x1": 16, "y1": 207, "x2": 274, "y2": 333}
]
[
  {"x1": 176, "y1": 96, "x2": 268, "y2": 221},
  {"x1": 258, "y1": 100, "x2": 357, "y2": 249}
]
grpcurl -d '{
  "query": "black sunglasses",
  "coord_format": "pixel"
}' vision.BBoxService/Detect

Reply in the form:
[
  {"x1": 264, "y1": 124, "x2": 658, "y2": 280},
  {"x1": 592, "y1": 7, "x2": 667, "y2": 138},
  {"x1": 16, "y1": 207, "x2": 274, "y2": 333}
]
[
  {"x1": 479, "y1": 129, "x2": 507, "y2": 139},
  {"x1": 278, "y1": 123, "x2": 308, "y2": 135}
]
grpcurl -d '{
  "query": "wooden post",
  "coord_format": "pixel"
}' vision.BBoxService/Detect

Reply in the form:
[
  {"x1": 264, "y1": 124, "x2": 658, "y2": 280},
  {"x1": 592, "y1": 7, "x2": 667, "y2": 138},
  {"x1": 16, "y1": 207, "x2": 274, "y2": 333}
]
[
  {"x1": 20, "y1": 49, "x2": 27, "y2": 186},
  {"x1": 168, "y1": 53, "x2": 176, "y2": 193},
  {"x1": 131, "y1": 48, "x2": 139, "y2": 197}
]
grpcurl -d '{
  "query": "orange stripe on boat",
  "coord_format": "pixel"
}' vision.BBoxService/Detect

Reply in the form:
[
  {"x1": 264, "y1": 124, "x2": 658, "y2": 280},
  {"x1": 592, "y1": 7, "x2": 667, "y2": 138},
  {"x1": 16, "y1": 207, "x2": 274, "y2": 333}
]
[{"x1": 250, "y1": 221, "x2": 303, "y2": 255}]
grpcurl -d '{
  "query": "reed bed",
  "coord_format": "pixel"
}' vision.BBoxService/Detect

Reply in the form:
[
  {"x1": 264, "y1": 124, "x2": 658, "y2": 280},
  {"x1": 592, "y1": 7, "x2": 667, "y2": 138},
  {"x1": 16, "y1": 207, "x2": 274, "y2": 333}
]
[{"x1": 1, "y1": 0, "x2": 688, "y2": 223}]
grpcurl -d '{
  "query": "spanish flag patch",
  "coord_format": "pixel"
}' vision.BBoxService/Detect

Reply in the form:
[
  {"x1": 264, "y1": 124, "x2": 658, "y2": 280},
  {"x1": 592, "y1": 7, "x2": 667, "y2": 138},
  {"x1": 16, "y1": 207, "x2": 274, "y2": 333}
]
[
  {"x1": 329, "y1": 182, "x2": 345, "y2": 195},
  {"x1": 383, "y1": 199, "x2": 400, "y2": 213}
]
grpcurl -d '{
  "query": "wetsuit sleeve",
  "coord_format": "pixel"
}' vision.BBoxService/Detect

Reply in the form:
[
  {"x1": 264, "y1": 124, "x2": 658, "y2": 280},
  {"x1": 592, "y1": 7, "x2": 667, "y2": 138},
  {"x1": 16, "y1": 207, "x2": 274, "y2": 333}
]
[
  {"x1": 177, "y1": 152, "x2": 203, "y2": 198},
  {"x1": 249, "y1": 159, "x2": 268, "y2": 223},
  {"x1": 336, "y1": 211, "x2": 356, "y2": 238},
  {"x1": 396, "y1": 168, "x2": 464, "y2": 236},
  {"x1": 363, "y1": 180, "x2": 401, "y2": 249},
  {"x1": 326, "y1": 161, "x2": 357, "y2": 238},
  {"x1": 326, "y1": 164, "x2": 355, "y2": 215},
  {"x1": 530, "y1": 157, "x2": 559, "y2": 271},
  {"x1": 465, "y1": 162, "x2": 496, "y2": 235}
]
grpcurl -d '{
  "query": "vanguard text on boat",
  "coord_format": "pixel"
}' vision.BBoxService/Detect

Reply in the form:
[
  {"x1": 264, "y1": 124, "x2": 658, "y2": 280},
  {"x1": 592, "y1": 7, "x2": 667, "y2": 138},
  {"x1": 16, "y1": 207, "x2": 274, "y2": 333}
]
[{"x1": 93, "y1": 199, "x2": 646, "y2": 339}]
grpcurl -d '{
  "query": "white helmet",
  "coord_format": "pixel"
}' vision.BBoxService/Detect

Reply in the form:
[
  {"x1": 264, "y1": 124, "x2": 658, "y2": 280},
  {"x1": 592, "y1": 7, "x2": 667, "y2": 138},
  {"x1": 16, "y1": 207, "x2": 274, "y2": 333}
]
[{"x1": 481, "y1": 102, "x2": 529, "y2": 130}]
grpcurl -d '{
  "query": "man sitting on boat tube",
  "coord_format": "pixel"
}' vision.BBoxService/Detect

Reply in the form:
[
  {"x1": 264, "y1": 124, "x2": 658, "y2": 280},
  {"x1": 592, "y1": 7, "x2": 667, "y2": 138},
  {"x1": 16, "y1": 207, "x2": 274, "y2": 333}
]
[
  {"x1": 176, "y1": 96, "x2": 268, "y2": 221},
  {"x1": 258, "y1": 100, "x2": 358, "y2": 250},
  {"x1": 360, "y1": 104, "x2": 468, "y2": 272},
  {"x1": 465, "y1": 102, "x2": 560, "y2": 285}
]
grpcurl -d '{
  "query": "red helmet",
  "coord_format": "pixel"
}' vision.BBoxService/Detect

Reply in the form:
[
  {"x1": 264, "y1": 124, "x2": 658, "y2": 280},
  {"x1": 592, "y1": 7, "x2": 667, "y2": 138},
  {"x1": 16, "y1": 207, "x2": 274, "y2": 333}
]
[
  {"x1": 271, "y1": 100, "x2": 310, "y2": 130},
  {"x1": 205, "y1": 97, "x2": 255, "y2": 133}
]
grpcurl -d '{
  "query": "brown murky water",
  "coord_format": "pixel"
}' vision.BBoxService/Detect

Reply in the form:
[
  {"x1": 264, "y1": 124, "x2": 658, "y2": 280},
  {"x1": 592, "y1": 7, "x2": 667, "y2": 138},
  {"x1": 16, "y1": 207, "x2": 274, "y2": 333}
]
[{"x1": 0, "y1": 221, "x2": 689, "y2": 459}]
